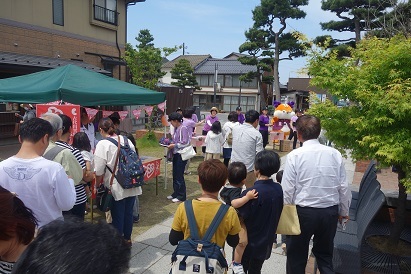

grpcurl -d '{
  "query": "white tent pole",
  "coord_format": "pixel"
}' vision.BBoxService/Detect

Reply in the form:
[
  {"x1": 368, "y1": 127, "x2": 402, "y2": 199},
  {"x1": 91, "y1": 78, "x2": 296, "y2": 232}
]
[{"x1": 164, "y1": 100, "x2": 168, "y2": 190}]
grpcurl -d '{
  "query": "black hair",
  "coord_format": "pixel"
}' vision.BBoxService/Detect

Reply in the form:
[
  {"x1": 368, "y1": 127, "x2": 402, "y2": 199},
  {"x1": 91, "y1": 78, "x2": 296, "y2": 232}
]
[
  {"x1": 59, "y1": 114, "x2": 72, "y2": 135},
  {"x1": 211, "y1": 121, "x2": 222, "y2": 134},
  {"x1": 168, "y1": 112, "x2": 183, "y2": 122},
  {"x1": 254, "y1": 150, "x2": 280, "y2": 177},
  {"x1": 227, "y1": 111, "x2": 238, "y2": 122},
  {"x1": 72, "y1": 132, "x2": 91, "y2": 152},
  {"x1": 110, "y1": 116, "x2": 121, "y2": 126},
  {"x1": 245, "y1": 110, "x2": 260, "y2": 123},
  {"x1": 12, "y1": 219, "x2": 131, "y2": 274},
  {"x1": 183, "y1": 108, "x2": 194, "y2": 119},
  {"x1": 19, "y1": 118, "x2": 53, "y2": 143},
  {"x1": 276, "y1": 170, "x2": 284, "y2": 184},
  {"x1": 295, "y1": 115, "x2": 321, "y2": 141},
  {"x1": 228, "y1": 162, "x2": 247, "y2": 186}
]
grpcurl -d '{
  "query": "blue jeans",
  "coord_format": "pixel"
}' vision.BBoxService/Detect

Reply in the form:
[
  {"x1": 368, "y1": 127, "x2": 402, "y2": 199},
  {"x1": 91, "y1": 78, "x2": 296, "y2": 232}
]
[
  {"x1": 172, "y1": 153, "x2": 187, "y2": 201},
  {"x1": 110, "y1": 196, "x2": 135, "y2": 240}
]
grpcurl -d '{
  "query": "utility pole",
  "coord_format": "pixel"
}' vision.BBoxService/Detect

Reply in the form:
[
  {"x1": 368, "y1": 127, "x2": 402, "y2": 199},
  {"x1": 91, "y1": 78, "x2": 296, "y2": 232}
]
[
  {"x1": 213, "y1": 63, "x2": 218, "y2": 108},
  {"x1": 238, "y1": 73, "x2": 242, "y2": 107},
  {"x1": 182, "y1": 43, "x2": 185, "y2": 55}
]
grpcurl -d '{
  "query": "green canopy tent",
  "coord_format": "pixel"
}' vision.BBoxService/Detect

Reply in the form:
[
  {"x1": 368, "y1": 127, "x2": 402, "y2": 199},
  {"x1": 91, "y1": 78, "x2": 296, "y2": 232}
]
[{"x1": 0, "y1": 64, "x2": 165, "y2": 105}]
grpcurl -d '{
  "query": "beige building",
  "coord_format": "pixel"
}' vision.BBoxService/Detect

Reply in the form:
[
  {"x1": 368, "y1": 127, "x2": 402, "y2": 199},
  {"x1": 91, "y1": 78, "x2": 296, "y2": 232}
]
[{"x1": 0, "y1": 0, "x2": 145, "y2": 79}]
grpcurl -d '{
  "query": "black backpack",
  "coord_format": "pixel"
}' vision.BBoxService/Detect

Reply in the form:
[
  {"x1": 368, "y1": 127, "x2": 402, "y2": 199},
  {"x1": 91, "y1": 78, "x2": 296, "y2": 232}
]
[
  {"x1": 106, "y1": 136, "x2": 145, "y2": 189},
  {"x1": 170, "y1": 200, "x2": 229, "y2": 274}
]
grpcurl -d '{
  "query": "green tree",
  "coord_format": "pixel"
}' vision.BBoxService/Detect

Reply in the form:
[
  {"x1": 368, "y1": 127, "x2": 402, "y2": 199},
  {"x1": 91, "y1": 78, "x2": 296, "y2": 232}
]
[
  {"x1": 306, "y1": 35, "x2": 411, "y2": 249},
  {"x1": 370, "y1": 0, "x2": 411, "y2": 38},
  {"x1": 239, "y1": 0, "x2": 309, "y2": 107},
  {"x1": 170, "y1": 59, "x2": 200, "y2": 90},
  {"x1": 125, "y1": 29, "x2": 177, "y2": 90},
  {"x1": 315, "y1": 0, "x2": 394, "y2": 55}
]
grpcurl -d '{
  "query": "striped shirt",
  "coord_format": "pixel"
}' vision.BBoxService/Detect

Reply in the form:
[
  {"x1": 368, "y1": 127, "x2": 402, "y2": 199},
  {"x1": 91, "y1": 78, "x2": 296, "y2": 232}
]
[
  {"x1": 55, "y1": 141, "x2": 87, "y2": 205},
  {"x1": 0, "y1": 260, "x2": 13, "y2": 274}
]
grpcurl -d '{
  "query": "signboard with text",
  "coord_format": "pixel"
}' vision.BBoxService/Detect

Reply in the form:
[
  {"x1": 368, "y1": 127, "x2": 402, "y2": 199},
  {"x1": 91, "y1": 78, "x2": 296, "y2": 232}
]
[{"x1": 36, "y1": 104, "x2": 80, "y2": 143}]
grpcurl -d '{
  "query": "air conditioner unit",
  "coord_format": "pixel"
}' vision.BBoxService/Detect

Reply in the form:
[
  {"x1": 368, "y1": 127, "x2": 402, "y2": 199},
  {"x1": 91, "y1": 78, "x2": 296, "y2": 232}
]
[{"x1": 216, "y1": 83, "x2": 221, "y2": 91}]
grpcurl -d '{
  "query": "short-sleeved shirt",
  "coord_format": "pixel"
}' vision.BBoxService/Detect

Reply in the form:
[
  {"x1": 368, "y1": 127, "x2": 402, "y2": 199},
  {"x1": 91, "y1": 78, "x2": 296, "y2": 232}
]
[
  {"x1": 220, "y1": 185, "x2": 242, "y2": 206},
  {"x1": 172, "y1": 199, "x2": 241, "y2": 247}
]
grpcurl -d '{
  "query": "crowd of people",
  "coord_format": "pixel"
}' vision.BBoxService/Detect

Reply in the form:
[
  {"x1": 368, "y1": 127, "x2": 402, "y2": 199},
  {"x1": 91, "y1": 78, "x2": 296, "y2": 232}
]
[{"x1": 0, "y1": 104, "x2": 351, "y2": 274}]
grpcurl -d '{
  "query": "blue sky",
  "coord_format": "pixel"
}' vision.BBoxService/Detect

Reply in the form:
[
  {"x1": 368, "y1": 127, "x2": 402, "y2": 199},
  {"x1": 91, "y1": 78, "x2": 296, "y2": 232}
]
[{"x1": 127, "y1": 0, "x2": 350, "y2": 84}]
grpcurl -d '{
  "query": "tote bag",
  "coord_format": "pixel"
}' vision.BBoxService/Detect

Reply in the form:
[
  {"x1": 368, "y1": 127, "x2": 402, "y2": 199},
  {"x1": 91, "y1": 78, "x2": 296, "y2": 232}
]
[{"x1": 276, "y1": 204, "x2": 301, "y2": 235}]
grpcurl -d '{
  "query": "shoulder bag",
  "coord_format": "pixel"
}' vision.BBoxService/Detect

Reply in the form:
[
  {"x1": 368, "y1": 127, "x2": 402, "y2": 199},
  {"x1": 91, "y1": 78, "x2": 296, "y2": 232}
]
[
  {"x1": 98, "y1": 136, "x2": 120, "y2": 212},
  {"x1": 177, "y1": 126, "x2": 196, "y2": 161},
  {"x1": 276, "y1": 204, "x2": 301, "y2": 235}
]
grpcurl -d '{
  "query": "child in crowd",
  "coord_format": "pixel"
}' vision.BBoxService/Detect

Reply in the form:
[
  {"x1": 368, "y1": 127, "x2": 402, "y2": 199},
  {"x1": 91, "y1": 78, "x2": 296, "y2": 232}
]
[
  {"x1": 274, "y1": 170, "x2": 287, "y2": 254},
  {"x1": 204, "y1": 121, "x2": 224, "y2": 160},
  {"x1": 220, "y1": 162, "x2": 258, "y2": 274}
]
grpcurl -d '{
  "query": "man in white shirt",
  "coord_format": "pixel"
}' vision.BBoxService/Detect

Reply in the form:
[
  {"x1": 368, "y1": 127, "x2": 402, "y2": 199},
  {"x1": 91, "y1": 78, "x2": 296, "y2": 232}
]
[
  {"x1": 0, "y1": 118, "x2": 76, "y2": 227},
  {"x1": 231, "y1": 110, "x2": 264, "y2": 188},
  {"x1": 282, "y1": 115, "x2": 351, "y2": 274}
]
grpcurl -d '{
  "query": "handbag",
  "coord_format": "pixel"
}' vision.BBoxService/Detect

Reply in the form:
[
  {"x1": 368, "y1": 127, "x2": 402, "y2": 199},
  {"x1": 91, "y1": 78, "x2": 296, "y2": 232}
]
[
  {"x1": 98, "y1": 187, "x2": 113, "y2": 212},
  {"x1": 176, "y1": 126, "x2": 196, "y2": 161},
  {"x1": 178, "y1": 145, "x2": 196, "y2": 161},
  {"x1": 98, "y1": 138, "x2": 120, "y2": 212},
  {"x1": 276, "y1": 204, "x2": 301, "y2": 235}
]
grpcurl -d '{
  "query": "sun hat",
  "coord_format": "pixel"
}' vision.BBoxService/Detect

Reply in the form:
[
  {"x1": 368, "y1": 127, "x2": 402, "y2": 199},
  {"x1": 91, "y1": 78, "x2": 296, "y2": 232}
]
[{"x1": 210, "y1": 107, "x2": 218, "y2": 113}]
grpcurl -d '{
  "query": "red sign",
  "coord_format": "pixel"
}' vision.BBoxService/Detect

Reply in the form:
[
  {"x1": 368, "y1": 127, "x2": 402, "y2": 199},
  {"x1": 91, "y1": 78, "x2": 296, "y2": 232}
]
[
  {"x1": 142, "y1": 157, "x2": 161, "y2": 181},
  {"x1": 36, "y1": 104, "x2": 81, "y2": 143}
]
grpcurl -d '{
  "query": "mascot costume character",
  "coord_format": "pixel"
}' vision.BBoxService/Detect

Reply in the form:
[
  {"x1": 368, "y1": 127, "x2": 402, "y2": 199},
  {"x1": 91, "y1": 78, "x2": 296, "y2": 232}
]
[{"x1": 271, "y1": 101, "x2": 295, "y2": 139}]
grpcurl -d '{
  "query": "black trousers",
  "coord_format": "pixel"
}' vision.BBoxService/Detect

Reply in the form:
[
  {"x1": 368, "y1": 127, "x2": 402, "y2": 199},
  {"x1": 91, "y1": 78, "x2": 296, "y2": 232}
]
[
  {"x1": 241, "y1": 252, "x2": 265, "y2": 274},
  {"x1": 259, "y1": 130, "x2": 269, "y2": 148},
  {"x1": 286, "y1": 205, "x2": 338, "y2": 274}
]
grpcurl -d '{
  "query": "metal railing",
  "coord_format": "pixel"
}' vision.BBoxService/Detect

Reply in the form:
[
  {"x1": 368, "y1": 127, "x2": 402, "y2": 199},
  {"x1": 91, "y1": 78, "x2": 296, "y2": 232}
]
[{"x1": 94, "y1": 5, "x2": 118, "y2": 25}]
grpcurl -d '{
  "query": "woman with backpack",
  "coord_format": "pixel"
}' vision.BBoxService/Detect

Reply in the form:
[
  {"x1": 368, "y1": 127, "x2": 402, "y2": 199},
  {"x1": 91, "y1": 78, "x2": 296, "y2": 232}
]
[
  {"x1": 222, "y1": 111, "x2": 239, "y2": 167},
  {"x1": 94, "y1": 118, "x2": 140, "y2": 247}
]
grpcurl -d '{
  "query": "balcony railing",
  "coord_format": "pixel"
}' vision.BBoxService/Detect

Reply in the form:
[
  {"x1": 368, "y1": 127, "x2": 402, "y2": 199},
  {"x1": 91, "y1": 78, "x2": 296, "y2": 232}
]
[{"x1": 94, "y1": 5, "x2": 118, "y2": 25}]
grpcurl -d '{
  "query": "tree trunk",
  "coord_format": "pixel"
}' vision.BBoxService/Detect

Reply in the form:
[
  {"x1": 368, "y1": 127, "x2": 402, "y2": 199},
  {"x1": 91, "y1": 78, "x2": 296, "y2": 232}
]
[{"x1": 387, "y1": 165, "x2": 407, "y2": 248}]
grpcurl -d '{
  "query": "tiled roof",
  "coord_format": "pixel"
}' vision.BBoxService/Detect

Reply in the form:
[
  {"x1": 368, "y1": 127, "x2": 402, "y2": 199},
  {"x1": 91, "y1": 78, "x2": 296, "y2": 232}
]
[
  {"x1": 162, "y1": 55, "x2": 211, "y2": 69},
  {"x1": 0, "y1": 52, "x2": 110, "y2": 74},
  {"x1": 194, "y1": 58, "x2": 256, "y2": 75},
  {"x1": 223, "y1": 52, "x2": 249, "y2": 59}
]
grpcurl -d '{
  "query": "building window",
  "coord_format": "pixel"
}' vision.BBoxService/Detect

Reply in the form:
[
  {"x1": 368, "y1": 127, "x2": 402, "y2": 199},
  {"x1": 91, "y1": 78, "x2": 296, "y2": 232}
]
[
  {"x1": 53, "y1": 0, "x2": 64, "y2": 26},
  {"x1": 94, "y1": 0, "x2": 118, "y2": 25},
  {"x1": 223, "y1": 95, "x2": 256, "y2": 112}
]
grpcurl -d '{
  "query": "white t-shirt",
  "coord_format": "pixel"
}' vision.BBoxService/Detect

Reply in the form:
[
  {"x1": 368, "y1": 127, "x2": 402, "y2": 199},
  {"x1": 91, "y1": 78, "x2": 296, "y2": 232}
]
[
  {"x1": 222, "y1": 121, "x2": 239, "y2": 149},
  {"x1": 0, "y1": 156, "x2": 76, "y2": 227},
  {"x1": 94, "y1": 135, "x2": 141, "y2": 201},
  {"x1": 81, "y1": 123, "x2": 97, "y2": 151}
]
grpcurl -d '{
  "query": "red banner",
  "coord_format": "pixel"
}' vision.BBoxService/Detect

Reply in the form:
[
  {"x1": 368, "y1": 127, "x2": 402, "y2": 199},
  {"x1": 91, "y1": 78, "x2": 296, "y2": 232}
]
[
  {"x1": 157, "y1": 101, "x2": 166, "y2": 112},
  {"x1": 102, "y1": 110, "x2": 114, "y2": 118},
  {"x1": 85, "y1": 107, "x2": 99, "y2": 121},
  {"x1": 142, "y1": 157, "x2": 161, "y2": 181},
  {"x1": 36, "y1": 104, "x2": 80, "y2": 143},
  {"x1": 118, "y1": 111, "x2": 128, "y2": 121},
  {"x1": 132, "y1": 109, "x2": 142, "y2": 120},
  {"x1": 144, "y1": 106, "x2": 153, "y2": 116}
]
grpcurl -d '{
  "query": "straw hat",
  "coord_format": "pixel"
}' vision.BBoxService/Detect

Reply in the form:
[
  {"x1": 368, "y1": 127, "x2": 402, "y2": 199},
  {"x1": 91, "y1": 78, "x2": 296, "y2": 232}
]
[{"x1": 210, "y1": 107, "x2": 218, "y2": 113}]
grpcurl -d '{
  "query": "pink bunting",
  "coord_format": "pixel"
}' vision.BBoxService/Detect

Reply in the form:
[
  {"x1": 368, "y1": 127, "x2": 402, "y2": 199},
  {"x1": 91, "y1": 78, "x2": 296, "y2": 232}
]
[
  {"x1": 118, "y1": 111, "x2": 128, "y2": 120},
  {"x1": 157, "y1": 101, "x2": 166, "y2": 112},
  {"x1": 85, "y1": 107, "x2": 99, "y2": 121},
  {"x1": 145, "y1": 106, "x2": 153, "y2": 116},
  {"x1": 102, "y1": 110, "x2": 114, "y2": 118},
  {"x1": 132, "y1": 109, "x2": 142, "y2": 120}
]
